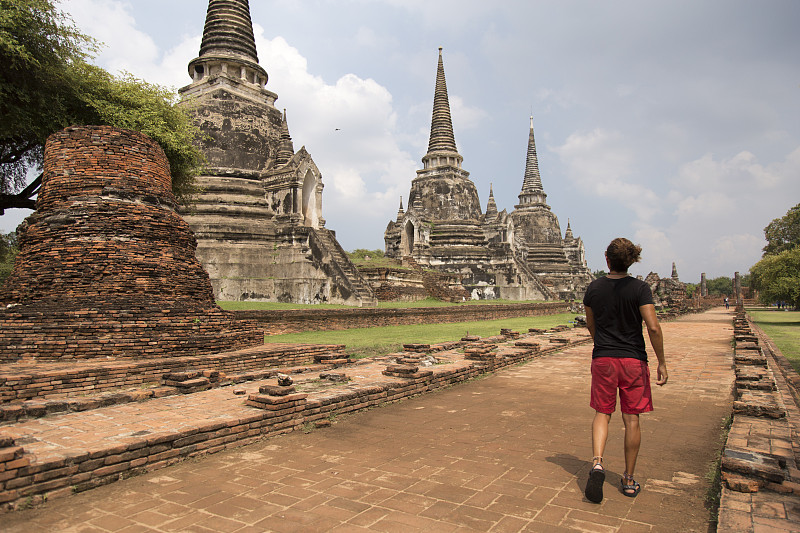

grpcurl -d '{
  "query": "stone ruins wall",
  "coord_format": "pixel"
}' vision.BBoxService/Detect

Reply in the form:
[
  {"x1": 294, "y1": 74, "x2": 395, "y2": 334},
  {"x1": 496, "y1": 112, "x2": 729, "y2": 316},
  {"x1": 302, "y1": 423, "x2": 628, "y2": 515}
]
[{"x1": 0, "y1": 126, "x2": 263, "y2": 362}]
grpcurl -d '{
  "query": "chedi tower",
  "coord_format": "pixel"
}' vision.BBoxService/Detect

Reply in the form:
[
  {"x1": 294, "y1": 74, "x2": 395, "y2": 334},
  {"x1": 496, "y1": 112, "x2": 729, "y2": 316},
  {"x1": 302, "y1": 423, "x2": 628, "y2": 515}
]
[
  {"x1": 178, "y1": 0, "x2": 375, "y2": 306},
  {"x1": 0, "y1": 126, "x2": 263, "y2": 362}
]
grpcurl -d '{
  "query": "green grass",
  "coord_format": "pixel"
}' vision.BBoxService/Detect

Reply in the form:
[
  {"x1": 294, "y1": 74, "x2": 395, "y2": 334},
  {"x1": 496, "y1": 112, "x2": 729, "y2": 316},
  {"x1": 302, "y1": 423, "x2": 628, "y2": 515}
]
[
  {"x1": 348, "y1": 256, "x2": 410, "y2": 269},
  {"x1": 264, "y1": 312, "x2": 578, "y2": 359},
  {"x1": 218, "y1": 298, "x2": 546, "y2": 311},
  {"x1": 747, "y1": 309, "x2": 800, "y2": 373}
]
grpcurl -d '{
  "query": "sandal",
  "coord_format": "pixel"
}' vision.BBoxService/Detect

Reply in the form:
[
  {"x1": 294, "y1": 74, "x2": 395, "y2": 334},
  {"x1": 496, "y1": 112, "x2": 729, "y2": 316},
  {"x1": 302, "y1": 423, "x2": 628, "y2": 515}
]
[
  {"x1": 585, "y1": 456, "x2": 605, "y2": 503},
  {"x1": 621, "y1": 472, "x2": 641, "y2": 497}
]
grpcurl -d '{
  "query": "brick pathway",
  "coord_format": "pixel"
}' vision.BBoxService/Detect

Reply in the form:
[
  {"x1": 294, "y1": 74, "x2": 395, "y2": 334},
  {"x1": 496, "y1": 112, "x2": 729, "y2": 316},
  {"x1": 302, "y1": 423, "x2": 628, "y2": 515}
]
[{"x1": 1, "y1": 309, "x2": 737, "y2": 532}]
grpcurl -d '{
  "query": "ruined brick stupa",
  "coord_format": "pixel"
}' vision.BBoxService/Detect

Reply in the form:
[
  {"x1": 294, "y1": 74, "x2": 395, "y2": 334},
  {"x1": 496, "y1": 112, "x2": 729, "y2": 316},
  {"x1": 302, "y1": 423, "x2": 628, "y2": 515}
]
[
  {"x1": 177, "y1": 0, "x2": 375, "y2": 306},
  {"x1": 385, "y1": 49, "x2": 593, "y2": 300},
  {"x1": 0, "y1": 126, "x2": 263, "y2": 362}
]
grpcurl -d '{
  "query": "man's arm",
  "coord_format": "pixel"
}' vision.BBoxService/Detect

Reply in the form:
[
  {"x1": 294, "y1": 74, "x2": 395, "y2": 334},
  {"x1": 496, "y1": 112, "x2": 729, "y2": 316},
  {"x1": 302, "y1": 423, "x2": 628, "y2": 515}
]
[
  {"x1": 585, "y1": 306, "x2": 596, "y2": 340},
  {"x1": 640, "y1": 303, "x2": 667, "y2": 385}
]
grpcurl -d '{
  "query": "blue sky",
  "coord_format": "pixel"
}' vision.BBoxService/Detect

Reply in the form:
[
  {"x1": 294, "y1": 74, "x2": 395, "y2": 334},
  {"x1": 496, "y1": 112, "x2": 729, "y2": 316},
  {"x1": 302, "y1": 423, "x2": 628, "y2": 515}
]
[{"x1": 3, "y1": 0, "x2": 799, "y2": 281}]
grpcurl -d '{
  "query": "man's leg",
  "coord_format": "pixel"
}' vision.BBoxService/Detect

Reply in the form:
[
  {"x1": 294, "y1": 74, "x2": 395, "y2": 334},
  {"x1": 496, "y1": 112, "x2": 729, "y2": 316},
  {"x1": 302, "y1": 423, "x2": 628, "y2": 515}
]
[
  {"x1": 586, "y1": 411, "x2": 611, "y2": 503},
  {"x1": 592, "y1": 411, "x2": 612, "y2": 463},
  {"x1": 621, "y1": 412, "x2": 641, "y2": 476}
]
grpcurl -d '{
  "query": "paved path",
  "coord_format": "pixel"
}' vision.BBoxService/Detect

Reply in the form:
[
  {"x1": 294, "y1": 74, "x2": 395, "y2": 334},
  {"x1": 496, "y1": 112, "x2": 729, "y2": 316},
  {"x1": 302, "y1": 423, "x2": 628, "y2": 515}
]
[{"x1": 2, "y1": 309, "x2": 736, "y2": 532}]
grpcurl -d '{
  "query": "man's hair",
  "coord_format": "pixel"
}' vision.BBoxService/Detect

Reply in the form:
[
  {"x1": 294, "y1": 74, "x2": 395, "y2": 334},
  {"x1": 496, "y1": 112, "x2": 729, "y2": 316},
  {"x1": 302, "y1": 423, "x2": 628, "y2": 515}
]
[{"x1": 606, "y1": 237, "x2": 642, "y2": 272}]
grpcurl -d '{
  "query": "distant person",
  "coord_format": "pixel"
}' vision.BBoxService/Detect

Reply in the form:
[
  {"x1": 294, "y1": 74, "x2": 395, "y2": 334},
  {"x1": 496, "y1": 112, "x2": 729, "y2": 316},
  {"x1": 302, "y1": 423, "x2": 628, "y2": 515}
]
[
  {"x1": 582, "y1": 238, "x2": 667, "y2": 503},
  {"x1": 724, "y1": 297, "x2": 729, "y2": 309}
]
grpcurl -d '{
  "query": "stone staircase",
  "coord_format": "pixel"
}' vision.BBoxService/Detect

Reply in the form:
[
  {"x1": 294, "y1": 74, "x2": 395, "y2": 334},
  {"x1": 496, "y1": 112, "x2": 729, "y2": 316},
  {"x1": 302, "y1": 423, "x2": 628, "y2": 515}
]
[
  {"x1": 311, "y1": 228, "x2": 378, "y2": 307},
  {"x1": 512, "y1": 249, "x2": 555, "y2": 300}
]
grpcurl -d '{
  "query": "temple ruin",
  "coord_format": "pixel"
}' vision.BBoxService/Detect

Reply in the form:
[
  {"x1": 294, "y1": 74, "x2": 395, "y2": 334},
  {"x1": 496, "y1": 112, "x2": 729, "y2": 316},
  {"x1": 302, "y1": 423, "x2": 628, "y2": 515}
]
[
  {"x1": 644, "y1": 262, "x2": 688, "y2": 308},
  {"x1": 0, "y1": 126, "x2": 264, "y2": 362},
  {"x1": 178, "y1": 0, "x2": 376, "y2": 306},
  {"x1": 385, "y1": 49, "x2": 593, "y2": 300}
]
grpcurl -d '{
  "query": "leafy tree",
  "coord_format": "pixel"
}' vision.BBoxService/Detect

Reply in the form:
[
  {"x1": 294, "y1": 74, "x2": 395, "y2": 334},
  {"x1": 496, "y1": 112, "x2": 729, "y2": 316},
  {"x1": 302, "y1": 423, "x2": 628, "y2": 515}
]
[
  {"x1": 592, "y1": 269, "x2": 607, "y2": 278},
  {"x1": 0, "y1": 0, "x2": 92, "y2": 199},
  {"x1": 706, "y1": 276, "x2": 733, "y2": 296},
  {"x1": 348, "y1": 249, "x2": 385, "y2": 261},
  {"x1": 0, "y1": 0, "x2": 203, "y2": 212},
  {"x1": 763, "y1": 203, "x2": 800, "y2": 256},
  {"x1": 750, "y1": 246, "x2": 800, "y2": 309},
  {"x1": 0, "y1": 230, "x2": 19, "y2": 283},
  {"x1": 684, "y1": 283, "x2": 698, "y2": 298}
]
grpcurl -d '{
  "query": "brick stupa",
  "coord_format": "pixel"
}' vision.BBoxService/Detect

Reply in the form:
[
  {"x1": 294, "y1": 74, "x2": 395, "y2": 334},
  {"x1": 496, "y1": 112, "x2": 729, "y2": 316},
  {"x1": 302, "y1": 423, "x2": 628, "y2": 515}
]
[{"x1": 0, "y1": 126, "x2": 264, "y2": 362}]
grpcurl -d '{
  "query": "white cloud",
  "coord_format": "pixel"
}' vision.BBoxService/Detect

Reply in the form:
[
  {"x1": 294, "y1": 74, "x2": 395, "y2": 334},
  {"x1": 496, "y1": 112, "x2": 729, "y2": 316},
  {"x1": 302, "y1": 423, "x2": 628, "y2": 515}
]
[
  {"x1": 255, "y1": 32, "x2": 418, "y2": 228},
  {"x1": 674, "y1": 192, "x2": 732, "y2": 219},
  {"x1": 450, "y1": 95, "x2": 488, "y2": 132},
  {"x1": 671, "y1": 151, "x2": 784, "y2": 192},
  {"x1": 553, "y1": 128, "x2": 661, "y2": 222},
  {"x1": 62, "y1": 0, "x2": 196, "y2": 89},
  {"x1": 711, "y1": 234, "x2": 765, "y2": 274},
  {"x1": 631, "y1": 225, "x2": 675, "y2": 276}
]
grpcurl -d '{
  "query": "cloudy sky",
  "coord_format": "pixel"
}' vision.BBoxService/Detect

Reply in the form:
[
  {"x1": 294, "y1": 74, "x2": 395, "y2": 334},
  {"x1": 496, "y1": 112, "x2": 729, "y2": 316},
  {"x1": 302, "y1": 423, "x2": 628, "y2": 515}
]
[{"x1": 3, "y1": 0, "x2": 799, "y2": 281}]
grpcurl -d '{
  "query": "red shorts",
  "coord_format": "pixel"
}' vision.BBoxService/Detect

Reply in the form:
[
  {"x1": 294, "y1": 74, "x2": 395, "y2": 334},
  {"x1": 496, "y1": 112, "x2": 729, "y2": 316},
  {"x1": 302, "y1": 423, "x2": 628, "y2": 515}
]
[{"x1": 590, "y1": 357, "x2": 653, "y2": 415}]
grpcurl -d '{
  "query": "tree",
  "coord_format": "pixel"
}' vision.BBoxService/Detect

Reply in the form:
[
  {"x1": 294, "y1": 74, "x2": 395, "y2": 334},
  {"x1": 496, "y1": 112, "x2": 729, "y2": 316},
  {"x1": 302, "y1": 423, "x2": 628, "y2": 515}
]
[
  {"x1": 763, "y1": 203, "x2": 800, "y2": 256},
  {"x1": 0, "y1": 0, "x2": 203, "y2": 212},
  {"x1": 0, "y1": 230, "x2": 19, "y2": 283},
  {"x1": 750, "y1": 246, "x2": 800, "y2": 309},
  {"x1": 684, "y1": 283, "x2": 698, "y2": 298},
  {"x1": 706, "y1": 276, "x2": 733, "y2": 296}
]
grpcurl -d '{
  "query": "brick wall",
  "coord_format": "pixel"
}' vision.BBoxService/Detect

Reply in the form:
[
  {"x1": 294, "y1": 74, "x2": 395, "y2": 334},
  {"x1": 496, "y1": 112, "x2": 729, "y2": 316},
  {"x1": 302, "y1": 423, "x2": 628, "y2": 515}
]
[
  {"x1": 0, "y1": 343, "x2": 342, "y2": 405},
  {"x1": 0, "y1": 336, "x2": 591, "y2": 511},
  {"x1": 0, "y1": 126, "x2": 263, "y2": 362}
]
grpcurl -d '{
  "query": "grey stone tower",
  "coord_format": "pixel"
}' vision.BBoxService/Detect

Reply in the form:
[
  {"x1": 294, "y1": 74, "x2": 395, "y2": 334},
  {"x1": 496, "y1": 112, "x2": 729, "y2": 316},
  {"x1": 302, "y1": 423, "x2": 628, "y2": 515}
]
[
  {"x1": 178, "y1": 0, "x2": 375, "y2": 306},
  {"x1": 510, "y1": 116, "x2": 593, "y2": 297},
  {"x1": 406, "y1": 48, "x2": 482, "y2": 222}
]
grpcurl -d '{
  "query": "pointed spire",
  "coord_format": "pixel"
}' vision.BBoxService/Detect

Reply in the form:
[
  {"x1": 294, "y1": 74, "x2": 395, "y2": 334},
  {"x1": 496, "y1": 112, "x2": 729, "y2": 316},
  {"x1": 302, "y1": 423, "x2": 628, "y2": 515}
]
[
  {"x1": 564, "y1": 219, "x2": 574, "y2": 240},
  {"x1": 521, "y1": 116, "x2": 544, "y2": 193},
  {"x1": 421, "y1": 48, "x2": 463, "y2": 170},
  {"x1": 199, "y1": 0, "x2": 259, "y2": 63},
  {"x1": 396, "y1": 197, "x2": 405, "y2": 222},
  {"x1": 485, "y1": 184, "x2": 498, "y2": 219},
  {"x1": 517, "y1": 115, "x2": 548, "y2": 207},
  {"x1": 671, "y1": 262, "x2": 679, "y2": 280},
  {"x1": 427, "y1": 48, "x2": 457, "y2": 154},
  {"x1": 275, "y1": 109, "x2": 294, "y2": 166}
]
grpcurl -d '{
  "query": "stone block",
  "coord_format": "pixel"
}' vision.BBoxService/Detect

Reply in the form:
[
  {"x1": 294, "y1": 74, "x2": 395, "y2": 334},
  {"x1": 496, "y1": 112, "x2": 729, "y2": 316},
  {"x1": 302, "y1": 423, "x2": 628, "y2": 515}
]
[
  {"x1": 258, "y1": 385, "x2": 296, "y2": 396},
  {"x1": 722, "y1": 472, "x2": 764, "y2": 493},
  {"x1": 722, "y1": 448, "x2": 786, "y2": 483}
]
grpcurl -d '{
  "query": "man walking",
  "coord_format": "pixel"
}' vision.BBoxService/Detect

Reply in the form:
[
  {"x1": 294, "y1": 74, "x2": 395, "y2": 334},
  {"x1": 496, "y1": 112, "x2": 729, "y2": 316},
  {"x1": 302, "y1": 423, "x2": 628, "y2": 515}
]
[{"x1": 582, "y1": 238, "x2": 667, "y2": 503}]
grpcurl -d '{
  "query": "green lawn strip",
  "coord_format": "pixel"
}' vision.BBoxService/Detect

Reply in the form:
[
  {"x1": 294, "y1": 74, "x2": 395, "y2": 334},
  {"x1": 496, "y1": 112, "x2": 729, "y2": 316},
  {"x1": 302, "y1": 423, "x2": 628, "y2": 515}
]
[
  {"x1": 264, "y1": 312, "x2": 578, "y2": 359},
  {"x1": 219, "y1": 298, "x2": 545, "y2": 311},
  {"x1": 747, "y1": 309, "x2": 800, "y2": 373}
]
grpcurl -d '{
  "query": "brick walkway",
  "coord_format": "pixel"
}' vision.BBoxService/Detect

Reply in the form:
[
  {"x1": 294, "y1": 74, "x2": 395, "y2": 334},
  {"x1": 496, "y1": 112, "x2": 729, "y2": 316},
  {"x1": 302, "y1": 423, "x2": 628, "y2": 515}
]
[{"x1": 2, "y1": 309, "x2": 737, "y2": 532}]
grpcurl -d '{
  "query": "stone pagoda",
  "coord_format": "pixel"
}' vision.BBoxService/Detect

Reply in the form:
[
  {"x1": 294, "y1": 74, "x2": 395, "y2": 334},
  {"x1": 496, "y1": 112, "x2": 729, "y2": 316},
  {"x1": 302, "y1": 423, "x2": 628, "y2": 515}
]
[
  {"x1": 178, "y1": 0, "x2": 375, "y2": 306},
  {"x1": 385, "y1": 49, "x2": 550, "y2": 300},
  {"x1": 385, "y1": 49, "x2": 593, "y2": 300},
  {"x1": 511, "y1": 117, "x2": 594, "y2": 296}
]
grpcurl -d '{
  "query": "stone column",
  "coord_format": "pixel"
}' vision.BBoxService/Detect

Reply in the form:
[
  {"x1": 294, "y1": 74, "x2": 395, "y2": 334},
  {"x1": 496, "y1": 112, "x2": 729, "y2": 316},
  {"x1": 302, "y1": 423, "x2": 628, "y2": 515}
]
[
  {"x1": 734, "y1": 271, "x2": 743, "y2": 310},
  {"x1": 700, "y1": 273, "x2": 707, "y2": 297}
]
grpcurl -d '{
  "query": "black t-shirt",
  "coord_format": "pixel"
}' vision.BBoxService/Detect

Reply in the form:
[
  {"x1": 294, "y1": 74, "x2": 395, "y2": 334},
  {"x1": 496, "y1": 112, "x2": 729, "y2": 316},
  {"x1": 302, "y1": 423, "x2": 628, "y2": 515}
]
[{"x1": 582, "y1": 276, "x2": 655, "y2": 361}]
